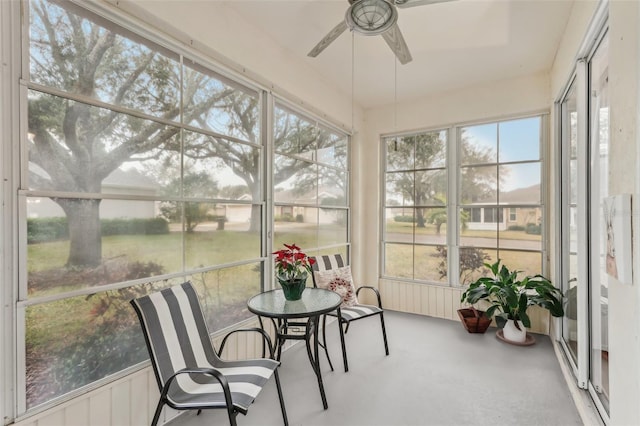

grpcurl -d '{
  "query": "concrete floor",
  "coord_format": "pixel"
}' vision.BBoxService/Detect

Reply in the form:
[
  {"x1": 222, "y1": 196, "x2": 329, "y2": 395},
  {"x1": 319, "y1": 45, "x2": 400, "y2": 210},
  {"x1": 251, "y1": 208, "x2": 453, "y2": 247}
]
[{"x1": 172, "y1": 311, "x2": 583, "y2": 426}]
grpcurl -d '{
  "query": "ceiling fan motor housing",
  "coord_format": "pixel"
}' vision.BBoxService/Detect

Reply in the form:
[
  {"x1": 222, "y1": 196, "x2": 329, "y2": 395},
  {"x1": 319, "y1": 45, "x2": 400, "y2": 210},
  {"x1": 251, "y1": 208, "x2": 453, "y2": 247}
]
[{"x1": 346, "y1": 0, "x2": 398, "y2": 36}]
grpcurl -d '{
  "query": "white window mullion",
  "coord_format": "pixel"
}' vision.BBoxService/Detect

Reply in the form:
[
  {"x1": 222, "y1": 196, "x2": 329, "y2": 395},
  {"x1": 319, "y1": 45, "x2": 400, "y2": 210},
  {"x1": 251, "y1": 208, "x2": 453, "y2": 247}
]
[
  {"x1": 575, "y1": 58, "x2": 590, "y2": 389},
  {"x1": 448, "y1": 125, "x2": 459, "y2": 285}
]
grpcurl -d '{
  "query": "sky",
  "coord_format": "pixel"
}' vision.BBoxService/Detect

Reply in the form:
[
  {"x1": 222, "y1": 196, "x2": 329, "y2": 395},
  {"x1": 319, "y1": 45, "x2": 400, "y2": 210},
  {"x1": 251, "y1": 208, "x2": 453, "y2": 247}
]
[{"x1": 464, "y1": 116, "x2": 541, "y2": 193}]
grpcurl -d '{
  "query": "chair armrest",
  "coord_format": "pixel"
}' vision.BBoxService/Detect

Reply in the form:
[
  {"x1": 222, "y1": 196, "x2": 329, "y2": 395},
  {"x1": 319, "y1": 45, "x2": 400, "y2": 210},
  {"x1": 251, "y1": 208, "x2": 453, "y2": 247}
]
[
  {"x1": 218, "y1": 327, "x2": 276, "y2": 360},
  {"x1": 356, "y1": 286, "x2": 383, "y2": 309},
  {"x1": 161, "y1": 367, "x2": 233, "y2": 414}
]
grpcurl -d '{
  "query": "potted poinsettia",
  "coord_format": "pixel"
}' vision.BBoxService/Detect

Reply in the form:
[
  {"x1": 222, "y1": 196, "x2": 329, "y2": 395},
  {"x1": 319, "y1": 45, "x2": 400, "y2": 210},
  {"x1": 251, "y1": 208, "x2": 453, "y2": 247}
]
[
  {"x1": 273, "y1": 243, "x2": 316, "y2": 301},
  {"x1": 460, "y1": 260, "x2": 564, "y2": 344}
]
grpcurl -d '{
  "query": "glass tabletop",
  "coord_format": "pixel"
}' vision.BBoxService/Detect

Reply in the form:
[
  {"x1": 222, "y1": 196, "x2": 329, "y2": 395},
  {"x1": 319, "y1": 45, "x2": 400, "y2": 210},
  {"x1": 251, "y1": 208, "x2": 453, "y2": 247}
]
[{"x1": 247, "y1": 288, "x2": 342, "y2": 319}]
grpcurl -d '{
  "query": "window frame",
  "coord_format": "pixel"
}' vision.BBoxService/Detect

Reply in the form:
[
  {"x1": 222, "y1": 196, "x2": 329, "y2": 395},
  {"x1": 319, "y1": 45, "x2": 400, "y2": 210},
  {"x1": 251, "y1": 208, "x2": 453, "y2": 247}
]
[
  {"x1": 10, "y1": 0, "x2": 352, "y2": 418},
  {"x1": 380, "y1": 112, "x2": 548, "y2": 287}
]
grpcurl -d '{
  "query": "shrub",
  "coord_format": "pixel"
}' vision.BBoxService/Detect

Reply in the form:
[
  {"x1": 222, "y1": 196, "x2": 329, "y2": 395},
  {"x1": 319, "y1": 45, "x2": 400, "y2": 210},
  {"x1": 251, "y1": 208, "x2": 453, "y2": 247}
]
[
  {"x1": 525, "y1": 223, "x2": 541, "y2": 235},
  {"x1": 432, "y1": 246, "x2": 490, "y2": 285},
  {"x1": 394, "y1": 215, "x2": 415, "y2": 223},
  {"x1": 275, "y1": 213, "x2": 293, "y2": 222},
  {"x1": 101, "y1": 218, "x2": 169, "y2": 236},
  {"x1": 507, "y1": 225, "x2": 525, "y2": 231},
  {"x1": 28, "y1": 217, "x2": 169, "y2": 244},
  {"x1": 27, "y1": 217, "x2": 69, "y2": 243},
  {"x1": 295, "y1": 214, "x2": 304, "y2": 223}
]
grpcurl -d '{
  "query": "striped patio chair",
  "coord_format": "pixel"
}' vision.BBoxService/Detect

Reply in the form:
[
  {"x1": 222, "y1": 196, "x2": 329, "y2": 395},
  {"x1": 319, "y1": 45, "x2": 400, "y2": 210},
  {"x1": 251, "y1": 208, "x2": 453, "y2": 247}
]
[
  {"x1": 130, "y1": 282, "x2": 288, "y2": 426},
  {"x1": 310, "y1": 254, "x2": 389, "y2": 372}
]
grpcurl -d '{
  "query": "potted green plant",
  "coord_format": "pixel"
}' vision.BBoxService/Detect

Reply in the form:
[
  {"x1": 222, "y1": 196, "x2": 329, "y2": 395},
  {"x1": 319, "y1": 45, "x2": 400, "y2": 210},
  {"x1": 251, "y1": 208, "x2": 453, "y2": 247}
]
[{"x1": 460, "y1": 260, "x2": 564, "y2": 344}]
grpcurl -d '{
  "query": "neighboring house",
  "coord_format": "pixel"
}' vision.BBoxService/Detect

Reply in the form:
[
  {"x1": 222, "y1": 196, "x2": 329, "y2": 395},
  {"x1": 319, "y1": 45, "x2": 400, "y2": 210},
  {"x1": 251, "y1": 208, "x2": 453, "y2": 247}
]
[
  {"x1": 274, "y1": 186, "x2": 345, "y2": 224},
  {"x1": 26, "y1": 167, "x2": 159, "y2": 219},
  {"x1": 463, "y1": 184, "x2": 541, "y2": 231}
]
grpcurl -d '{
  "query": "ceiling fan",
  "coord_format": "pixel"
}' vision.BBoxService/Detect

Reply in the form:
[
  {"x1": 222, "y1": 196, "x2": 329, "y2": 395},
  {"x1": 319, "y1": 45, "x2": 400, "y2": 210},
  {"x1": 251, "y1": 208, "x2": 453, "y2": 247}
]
[{"x1": 307, "y1": 0, "x2": 456, "y2": 65}]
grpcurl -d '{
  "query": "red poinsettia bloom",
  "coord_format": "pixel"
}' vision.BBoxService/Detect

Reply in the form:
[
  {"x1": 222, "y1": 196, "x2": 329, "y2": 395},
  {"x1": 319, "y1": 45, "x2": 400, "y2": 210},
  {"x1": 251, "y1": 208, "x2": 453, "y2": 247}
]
[{"x1": 273, "y1": 243, "x2": 316, "y2": 281}]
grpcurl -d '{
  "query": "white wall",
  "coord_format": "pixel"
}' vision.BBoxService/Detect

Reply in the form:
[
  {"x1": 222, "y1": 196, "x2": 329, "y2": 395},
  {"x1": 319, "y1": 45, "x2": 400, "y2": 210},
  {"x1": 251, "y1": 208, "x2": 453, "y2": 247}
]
[{"x1": 607, "y1": 2, "x2": 640, "y2": 423}]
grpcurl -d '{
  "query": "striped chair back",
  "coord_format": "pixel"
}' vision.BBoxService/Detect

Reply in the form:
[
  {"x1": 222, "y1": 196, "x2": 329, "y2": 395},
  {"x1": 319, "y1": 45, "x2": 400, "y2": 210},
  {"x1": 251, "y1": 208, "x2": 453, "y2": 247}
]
[
  {"x1": 311, "y1": 254, "x2": 347, "y2": 274},
  {"x1": 130, "y1": 282, "x2": 218, "y2": 391}
]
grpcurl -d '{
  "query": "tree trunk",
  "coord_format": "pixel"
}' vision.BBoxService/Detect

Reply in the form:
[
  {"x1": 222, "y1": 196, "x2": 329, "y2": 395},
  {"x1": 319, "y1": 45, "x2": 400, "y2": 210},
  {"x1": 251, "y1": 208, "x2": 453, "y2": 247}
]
[
  {"x1": 435, "y1": 222, "x2": 442, "y2": 234},
  {"x1": 416, "y1": 209, "x2": 426, "y2": 228},
  {"x1": 57, "y1": 198, "x2": 103, "y2": 268},
  {"x1": 249, "y1": 204, "x2": 261, "y2": 233},
  {"x1": 248, "y1": 183, "x2": 261, "y2": 233}
]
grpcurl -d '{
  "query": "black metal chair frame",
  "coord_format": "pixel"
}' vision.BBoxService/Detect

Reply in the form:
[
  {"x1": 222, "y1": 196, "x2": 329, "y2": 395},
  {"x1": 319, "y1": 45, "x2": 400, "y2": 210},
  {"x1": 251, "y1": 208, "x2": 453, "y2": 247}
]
[{"x1": 311, "y1": 255, "x2": 390, "y2": 372}]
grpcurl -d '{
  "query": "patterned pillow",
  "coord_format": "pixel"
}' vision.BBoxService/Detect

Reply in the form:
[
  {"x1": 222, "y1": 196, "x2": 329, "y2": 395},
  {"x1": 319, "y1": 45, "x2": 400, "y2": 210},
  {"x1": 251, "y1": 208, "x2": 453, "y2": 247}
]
[{"x1": 315, "y1": 266, "x2": 358, "y2": 307}]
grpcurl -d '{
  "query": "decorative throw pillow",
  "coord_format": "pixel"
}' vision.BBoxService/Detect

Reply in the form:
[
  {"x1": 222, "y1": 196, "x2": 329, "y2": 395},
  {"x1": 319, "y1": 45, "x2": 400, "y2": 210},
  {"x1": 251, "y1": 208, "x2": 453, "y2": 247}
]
[{"x1": 315, "y1": 266, "x2": 358, "y2": 307}]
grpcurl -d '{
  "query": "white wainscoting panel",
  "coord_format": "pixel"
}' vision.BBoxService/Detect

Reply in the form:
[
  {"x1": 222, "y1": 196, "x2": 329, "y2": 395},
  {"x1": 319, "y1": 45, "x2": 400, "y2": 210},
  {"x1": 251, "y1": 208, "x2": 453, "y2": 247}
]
[{"x1": 379, "y1": 279, "x2": 550, "y2": 334}]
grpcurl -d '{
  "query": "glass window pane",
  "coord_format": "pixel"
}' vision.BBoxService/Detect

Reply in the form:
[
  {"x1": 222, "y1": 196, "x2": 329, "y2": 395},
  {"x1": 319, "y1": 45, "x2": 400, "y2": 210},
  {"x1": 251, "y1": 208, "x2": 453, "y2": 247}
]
[
  {"x1": 570, "y1": 159, "x2": 578, "y2": 205},
  {"x1": 502, "y1": 208, "x2": 542, "y2": 251},
  {"x1": 317, "y1": 127, "x2": 347, "y2": 168},
  {"x1": 458, "y1": 247, "x2": 494, "y2": 285},
  {"x1": 415, "y1": 130, "x2": 447, "y2": 169},
  {"x1": 27, "y1": 197, "x2": 180, "y2": 297},
  {"x1": 183, "y1": 60, "x2": 259, "y2": 142},
  {"x1": 25, "y1": 279, "x2": 177, "y2": 408},
  {"x1": 414, "y1": 245, "x2": 447, "y2": 283},
  {"x1": 384, "y1": 243, "x2": 413, "y2": 279},
  {"x1": 28, "y1": 91, "x2": 182, "y2": 194},
  {"x1": 415, "y1": 170, "x2": 447, "y2": 205},
  {"x1": 385, "y1": 208, "x2": 414, "y2": 243},
  {"x1": 498, "y1": 117, "x2": 541, "y2": 162},
  {"x1": 385, "y1": 137, "x2": 414, "y2": 171},
  {"x1": 191, "y1": 263, "x2": 261, "y2": 332},
  {"x1": 183, "y1": 202, "x2": 260, "y2": 269},
  {"x1": 499, "y1": 163, "x2": 541, "y2": 204},
  {"x1": 318, "y1": 208, "x2": 348, "y2": 246},
  {"x1": 274, "y1": 106, "x2": 316, "y2": 160},
  {"x1": 386, "y1": 172, "x2": 413, "y2": 206},
  {"x1": 274, "y1": 155, "x2": 316, "y2": 203},
  {"x1": 318, "y1": 166, "x2": 347, "y2": 206},
  {"x1": 29, "y1": 0, "x2": 181, "y2": 119},
  {"x1": 274, "y1": 207, "x2": 319, "y2": 250},
  {"x1": 414, "y1": 207, "x2": 447, "y2": 244},
  {"x1": 460, "y1": 123, "x2": 497, "y2": 165},
  {"x1": 183, "y1": 130, "x2": 261, "y2": 201},
  {"x1": 460, "y1": 207, "x2": 498, "y2": 248},
  {"x1": 460, "y1": 165, "x2": 497, "y2": 204},
  {"x1": 496, "y1": 250, "x2": 543, "y2": 277}
]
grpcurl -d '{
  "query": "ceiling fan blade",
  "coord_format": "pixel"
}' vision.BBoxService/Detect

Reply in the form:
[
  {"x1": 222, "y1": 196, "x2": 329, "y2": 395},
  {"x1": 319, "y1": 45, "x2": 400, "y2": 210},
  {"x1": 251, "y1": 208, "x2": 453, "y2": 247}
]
[
  {"x1": 381, "y1": 24, "x2": 412, "y2": 65},
  {"x1": 395, "y1": 0, "x2": 458, "y2": 9},
  {"x1": 307, "y1": 20, "x2": 349, "y2": 58}
]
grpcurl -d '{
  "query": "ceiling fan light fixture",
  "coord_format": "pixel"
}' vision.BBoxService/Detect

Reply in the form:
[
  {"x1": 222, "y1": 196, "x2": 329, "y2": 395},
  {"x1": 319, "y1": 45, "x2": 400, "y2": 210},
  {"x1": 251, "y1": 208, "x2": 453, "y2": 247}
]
[{"x1": 346, "y1": 0, "x2": 398, "y2": 36}]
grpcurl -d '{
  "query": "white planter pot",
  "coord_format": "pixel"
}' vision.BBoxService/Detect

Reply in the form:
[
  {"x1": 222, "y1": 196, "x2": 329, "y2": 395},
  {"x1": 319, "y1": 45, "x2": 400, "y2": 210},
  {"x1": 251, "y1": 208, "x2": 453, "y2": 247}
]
[{"x1": 503, "y1": 319, "x2": 527, "y2": 343}]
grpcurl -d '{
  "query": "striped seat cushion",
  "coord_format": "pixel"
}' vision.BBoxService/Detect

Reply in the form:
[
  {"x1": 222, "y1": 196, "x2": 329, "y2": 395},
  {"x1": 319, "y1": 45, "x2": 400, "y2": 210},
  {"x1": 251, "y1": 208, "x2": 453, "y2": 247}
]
[
  {"x1": 327, "y1": 304, "x2": 382, "y2": 321},
  {"x1": 167, "y1": 358, "x2": 279, "y2": 413}
]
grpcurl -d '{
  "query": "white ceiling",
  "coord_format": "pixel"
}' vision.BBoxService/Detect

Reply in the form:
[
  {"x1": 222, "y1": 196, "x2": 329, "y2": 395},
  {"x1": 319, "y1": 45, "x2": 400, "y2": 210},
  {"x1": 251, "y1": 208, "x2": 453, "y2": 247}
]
[{"x1": 224, "y1": 0, "x2": 575, "y2": 109}]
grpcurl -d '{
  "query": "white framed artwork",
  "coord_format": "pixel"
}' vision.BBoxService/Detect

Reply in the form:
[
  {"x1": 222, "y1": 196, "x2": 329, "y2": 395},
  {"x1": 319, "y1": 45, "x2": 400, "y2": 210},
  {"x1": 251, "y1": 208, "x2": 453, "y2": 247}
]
[{"x1": 603, "y1": 194, "x2": 633, "y2": 284}]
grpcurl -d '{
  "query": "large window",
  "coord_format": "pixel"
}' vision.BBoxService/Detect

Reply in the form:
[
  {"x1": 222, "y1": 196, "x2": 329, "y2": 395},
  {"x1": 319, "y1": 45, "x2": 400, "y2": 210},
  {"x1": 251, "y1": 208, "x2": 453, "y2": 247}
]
[
  {"x1": 383, "y1": 130, "x2": 448, "y2": 282},
  {"x1": 382, "y1": 116, "x2": 545, "y2": 286},
  {"x1": 19, "y1": 0, "x2": 280, "y2": 412},
  {"x1": 459, "y1": 117, "x2": 544, "y2": 283},
  {"x1": 273, "y1": 102, "x2": 350, "y2": 265}
]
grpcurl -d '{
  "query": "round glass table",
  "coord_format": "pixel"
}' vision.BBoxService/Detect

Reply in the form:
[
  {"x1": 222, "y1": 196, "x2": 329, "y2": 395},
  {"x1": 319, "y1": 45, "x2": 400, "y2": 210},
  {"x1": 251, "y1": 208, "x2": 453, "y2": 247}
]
[{"x1": 247, "y1": 288, "x2": 342, "y2": 409}]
